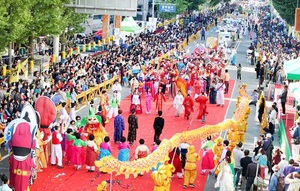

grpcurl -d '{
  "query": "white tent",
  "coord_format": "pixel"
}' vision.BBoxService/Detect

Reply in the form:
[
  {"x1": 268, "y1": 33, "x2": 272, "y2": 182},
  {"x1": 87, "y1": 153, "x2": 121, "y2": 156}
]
[{"x1": 120, "y1": 17, "x2": 143, "y2": 34}]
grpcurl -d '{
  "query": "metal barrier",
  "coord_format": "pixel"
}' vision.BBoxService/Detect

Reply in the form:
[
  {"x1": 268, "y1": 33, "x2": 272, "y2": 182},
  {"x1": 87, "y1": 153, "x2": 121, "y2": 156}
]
[{"x1": 55, "y1": 76, "x2": 118, "y2": 117}]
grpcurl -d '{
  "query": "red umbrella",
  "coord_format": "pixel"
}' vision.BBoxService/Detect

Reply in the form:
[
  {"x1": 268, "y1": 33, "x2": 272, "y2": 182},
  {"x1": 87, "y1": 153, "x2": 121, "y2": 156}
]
[{"x1": 94, "y1": 29, "x2": 102, "y2": 36}]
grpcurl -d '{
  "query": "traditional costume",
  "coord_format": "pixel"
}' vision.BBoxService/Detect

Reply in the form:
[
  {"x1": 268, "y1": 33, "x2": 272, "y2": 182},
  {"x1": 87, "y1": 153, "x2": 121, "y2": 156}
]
[
  {"x1": 183, "y1": 146, "x2": 200, "y2": 188},
  {"x1": 145, "y1": 90, "x2": 153, "y2": 114},
  {"x1": 127, "y1": 113, "x2": 138, "y2": 145},
  {"x1": 107, "y1": 94, "x2": 119, "y2": 119},
  {"x1": 183, "y1": 94, "x2": 194, "y2": 119},
  {"x1": 168, "y1": 147, "x2": 183, "y2": 178},
  {"x1": 195, "y1": 94, "x2": 208, "y2": 122},
  {"x1": 117, "y1": 142, "x2": 130, "y2": 162},
  {"x1": 71, "y1": 135, "x2": 86, "y2": 170},
  {"x1": 173, "y1": 91, "x2": 184, "y2": 116},
  {"x1": 130, "y1": 91, "x2": 142, "y2": 114},
  {"x1": 201, "y1": 139, "x2": 215, "y2": 174},
  {"x1": 216, "y1": 81, "x2": 225, "y2": 106},
  {"x1": 86, "y1": 139, "x2": 98, "y2": 172},
  {"x1": 112, "y1": 81, "x2": 122, "y2": 104},
  {"x1": 51, "y1": 127, "x2": 63, "y2": 167},
  {"x1": 113, "y1": 114, "x2": 125, "y2": 142},
  {"x1": 153, "y1": 89, "x2": 166, "y2": 112},
  {"x1": 98, "y1": 141, "x2": 112, "y2": 160}
]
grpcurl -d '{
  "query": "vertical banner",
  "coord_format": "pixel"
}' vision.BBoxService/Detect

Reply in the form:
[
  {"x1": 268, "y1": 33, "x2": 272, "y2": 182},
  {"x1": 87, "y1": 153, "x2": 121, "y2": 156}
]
[
  {"x1": 295, "y1": 8, "x2": 300, "y2": 32},
  {"x1": 102, "y1": 15, "x2": 109, "y2": 40}
]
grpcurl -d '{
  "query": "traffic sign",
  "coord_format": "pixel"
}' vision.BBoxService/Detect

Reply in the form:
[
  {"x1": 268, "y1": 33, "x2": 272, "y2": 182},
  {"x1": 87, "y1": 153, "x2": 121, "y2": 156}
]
[{"x1": 159, "y1": 4, "x2": 176, "y2": 13}]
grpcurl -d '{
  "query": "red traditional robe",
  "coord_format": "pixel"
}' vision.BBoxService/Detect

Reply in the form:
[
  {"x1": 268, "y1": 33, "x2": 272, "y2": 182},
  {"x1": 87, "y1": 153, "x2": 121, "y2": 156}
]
[
  {"x1": 195, "y1": 95, "x2": 208, "y2": 120},
  {"x1": 183, "y1": 95, "x2": 194, "y2": 118},
  {"x1": 153, "y1": 92, "x2": 166, "y2": 112}
]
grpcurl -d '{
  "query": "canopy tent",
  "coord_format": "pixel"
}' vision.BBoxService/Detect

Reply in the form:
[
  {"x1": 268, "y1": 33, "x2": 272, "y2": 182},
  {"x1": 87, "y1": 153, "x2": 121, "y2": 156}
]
[
  {"x1": 284, "y1": 58, "x2": 300, "y2": 80},
  {"x1": 121, "y1": 17, "x2": 143, "y2": 34},
  {"x1": 94, "y1": 29, "x2": 102, "y2": 36},
  {"x1": 289, "y1": 82, "x2": 300, "y2": 103}
]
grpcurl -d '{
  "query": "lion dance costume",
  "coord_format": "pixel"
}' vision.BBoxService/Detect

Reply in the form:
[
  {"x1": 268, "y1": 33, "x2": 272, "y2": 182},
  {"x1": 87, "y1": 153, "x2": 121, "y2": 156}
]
[{"x1": 212, "y1": 137, "x2": 224, "y2": 175}]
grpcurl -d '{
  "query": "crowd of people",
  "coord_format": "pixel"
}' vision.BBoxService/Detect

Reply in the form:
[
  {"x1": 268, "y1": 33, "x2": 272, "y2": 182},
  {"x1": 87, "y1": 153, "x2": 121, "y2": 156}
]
[{"x1": 1, "y1": 1, "x2": 300, "y2": 191}]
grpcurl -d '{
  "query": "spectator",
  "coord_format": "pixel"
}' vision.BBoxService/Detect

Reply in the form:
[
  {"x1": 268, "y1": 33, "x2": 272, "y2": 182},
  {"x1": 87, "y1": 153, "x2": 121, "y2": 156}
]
[
  {"x1": 245, "y1": 158, "x2": 260, "y2": 191},
  {"x1": 240, "y1": 150, "x2": 253, "y2": 191},
  {"x1": 233, "y1": 142, "x2": 244, "y2": 187}
]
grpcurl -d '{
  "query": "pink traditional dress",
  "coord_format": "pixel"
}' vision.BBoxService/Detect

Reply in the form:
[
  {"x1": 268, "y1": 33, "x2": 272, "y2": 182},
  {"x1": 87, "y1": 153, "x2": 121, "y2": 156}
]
[
  {"x1": 145, "y1": 91, "x2": 153, "y2": 114},
  {"x1": 71, "y1": 137, "x2": 87, "y2": 168},
  {"x1": 201, "y1": 140, "x2": 215, "y2": 171},
  {"x1": 66, "y1": 134, "x2": 75, "y2": 162}
]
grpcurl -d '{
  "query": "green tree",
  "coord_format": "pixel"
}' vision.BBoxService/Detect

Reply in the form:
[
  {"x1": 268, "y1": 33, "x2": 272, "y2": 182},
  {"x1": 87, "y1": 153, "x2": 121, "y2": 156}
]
[
  {"x1": 60, "y1": 8, "x2": 87, "y2": 51},
  {"x1": 20, "y1": 0, "x2": 70, "y2": 58},
  {"x1": 188, "y1": 0, "x2": 207, "y2": 11},
  {"x1": 272, "y1": 0, "x2": 297, "y2": 25},
  {"x1": 159, "y1": 0, "x2": 189, "y2": 19},
  {"x1": 0, "y1": 0, "x2": 32, "y2": 66}
]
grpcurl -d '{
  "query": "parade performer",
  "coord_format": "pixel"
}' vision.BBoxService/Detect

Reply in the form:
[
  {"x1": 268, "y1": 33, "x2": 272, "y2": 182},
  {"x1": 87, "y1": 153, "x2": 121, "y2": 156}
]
[
  {"x1": 151, "y1": 156, "x2": 175, "y2": 191},
  {"x1": 183, "y1": 93, "x2": 194, "y2": 119},
  {"x1": 86, "y1": 134, "x2": 98, "y2": 172},
  {"x1": 71, "y1": 133, "x2": 86, "y2": 170},
  {"x1": 51, "y1": 124, "x2": 64, "y2": 168},
  {"x1": 201, "y1": 136, "x2": 215, "y2": 174},
  {"x1": 113, "y1": 110, "x2": 125, "y2": 143},
  {"x1": 99, "y1": 90, "x2": 109, "y2": 118},
  {"x1": 193, "y1": 77, "x2": 202, "y2": 97},
  {"x1": 130, "y1": 89, "x2": 142, "y2": 114},
  {"x1": 145, "y1": 88, "x2": 153, "y2": 114},
  {"x1": 107, "y1": 93, "x2": 119, "y2": 119},
  {"x1": 5, "y1": 110, "x2": 37, "y2": 191},
  {"x1": 80, "y1": 108, "x2": 108, "y2": 146},
  {"x1": 169, "y1": 65, "x2": 178, "y2": 98},
  {"x1": 65, "y1": 128, "x2": 75, "y2": 163},
  {"x1": 60, "y1": 102, "x2": 70, "y2": 127},
  {"x1": 216, "y1": 79, "x2": 225, "y2": 107},
  {"x1": 195, "y1": 92, "x2": 208, "y2": 123},
  {"x1": 134, "y1": 139, "x2": 150, "y2": 176},
  {"x1": 112, "y1": 80, "x2": 122, "y2": 104},
  {"x1": 183, "y1": 145, "x2": 200, "y2": 189},
  {"x1": 35, "y1": 129, "x2": 47, "y2": 172},
  {"x1": 212, "y1": 137, "x2": 224, "y2": 175},
  {"x1": 153, "y1": 88, "x2": 166, "y2": 112},
  {"x1": 98, "y1": 136, "x2": 112, "y2": 160},
  {"x1": 173, "y1": 90, "x2": 184, "y2": 117},
  {"x1": 96, "y1": 106, "x2": 107, "y2": 127},
  {"x1": 35, "y1": 96, "x2": 57, "y2": 160},
  {"x1": 227, "y1": 124, "x2": 240, "y2": 151},
  {"x1": 168, "y1": 147, "x2": 183, "y2": 178},
  {"x1": 118, "y1": 136, "x2": 130, "y2": 162},
  {"x1": 128, "y1": 109, "x2": 139, "y2": 146}
]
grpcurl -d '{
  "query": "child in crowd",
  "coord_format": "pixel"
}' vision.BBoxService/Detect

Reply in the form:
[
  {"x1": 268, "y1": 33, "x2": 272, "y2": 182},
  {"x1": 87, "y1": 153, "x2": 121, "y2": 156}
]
[
  {"x1": 151, "y1": 139, "x2": 161, "y2": 153},
  {"x1": 86, "y1": 134, "x2": 98, "y2": 172},
  {"x1": 98, "y1": 136, "x2": 112, "y2": 160},
  {"x1": 71, "y1": 133, "x2": 86, "y2": 170},
  {"x1": 117, "y1": 136, "x2": 130, "y2": 162}
]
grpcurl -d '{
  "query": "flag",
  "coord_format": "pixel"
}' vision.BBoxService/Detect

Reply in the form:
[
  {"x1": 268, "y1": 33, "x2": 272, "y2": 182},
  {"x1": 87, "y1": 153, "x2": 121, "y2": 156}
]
[{"x1": 9, "y1": 67, "x2": 19, "y2": 83}]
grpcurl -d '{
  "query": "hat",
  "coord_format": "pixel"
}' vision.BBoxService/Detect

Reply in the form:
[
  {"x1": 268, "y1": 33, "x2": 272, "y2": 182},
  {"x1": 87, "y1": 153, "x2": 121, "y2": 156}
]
[
  {"x1": 272, "y1": 165, "x2": 280, "y2": 172},
  {"x1": 266, "y1": 133, "x2": 272, "y2": 138}
]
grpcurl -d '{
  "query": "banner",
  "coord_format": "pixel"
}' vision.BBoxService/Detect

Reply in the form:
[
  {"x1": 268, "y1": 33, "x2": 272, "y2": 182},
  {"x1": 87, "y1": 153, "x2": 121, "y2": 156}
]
[
  {"x1": 18, "y1": 59, "x2": 28, "y2": 79},
  {"x1": 295, "y1": 8, "x2": 300, "y2": 32},
  {"x1": 9, "y1": 67, "x2": 19, "y2": 83}
]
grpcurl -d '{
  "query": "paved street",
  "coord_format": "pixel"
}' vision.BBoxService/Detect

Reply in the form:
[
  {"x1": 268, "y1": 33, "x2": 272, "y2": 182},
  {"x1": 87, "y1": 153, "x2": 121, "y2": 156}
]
[{"x1": 0, "y1": 23, "x2": 279, "y2": 191}]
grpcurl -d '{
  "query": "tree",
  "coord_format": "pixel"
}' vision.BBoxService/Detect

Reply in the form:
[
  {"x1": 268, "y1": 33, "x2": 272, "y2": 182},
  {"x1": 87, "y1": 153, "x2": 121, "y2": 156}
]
[
  {"x1": 0, "y1": 0, "x2": 33, "y2": 66},
  {"x1": 59, "y1": 8, "x2": 87, "y2": 52},
  {"x1": 159, "y1": 0, "x2": 189, "y2": 19},
  {"x1": 273, "y1": 0, "x2": 297, "y2": 25},
  {"x1": 188, "y1": 0, "x2": 206, "y2": 11},
  {"x1": 20, "y1": 0, "x2": 71, "y2": 58}
]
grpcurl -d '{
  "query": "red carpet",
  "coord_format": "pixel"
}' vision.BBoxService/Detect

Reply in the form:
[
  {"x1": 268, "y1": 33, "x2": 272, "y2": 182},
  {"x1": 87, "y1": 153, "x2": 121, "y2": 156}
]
[{"x1": 31, "y1": 80, "x2": 235, "y2": 191}]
